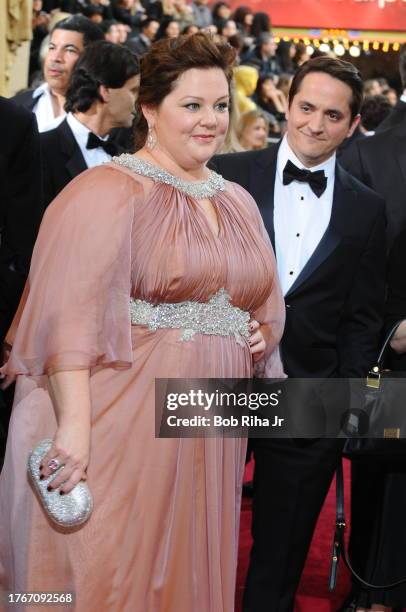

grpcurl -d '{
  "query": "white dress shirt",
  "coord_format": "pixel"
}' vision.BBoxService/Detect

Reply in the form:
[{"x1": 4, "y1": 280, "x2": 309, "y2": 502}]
[
  {"x1": 400, "y1": 92, "x2": 406, "y2": 104},
  {"x1": 32, "y1": 82, "x2": 66, "y2": 132},
  {"x1": 66, "y1": 113, "x2": 112, "y2": 168},
  {"x1": 274, "y1": 136, "x2": 336, "y2": 296}
]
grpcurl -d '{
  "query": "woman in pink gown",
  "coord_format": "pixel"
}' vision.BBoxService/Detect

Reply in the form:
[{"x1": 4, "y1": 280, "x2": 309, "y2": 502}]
[{"x1": 0, "y1": 33, "x2": 284, "y2": 611}]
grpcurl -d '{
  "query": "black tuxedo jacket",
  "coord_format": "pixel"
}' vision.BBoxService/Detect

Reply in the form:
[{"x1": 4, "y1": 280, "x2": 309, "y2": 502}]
[
  {"x1": 0, "y1": 97, "x2": 43, "y2": 341},
  {"x1": 12, "y1": 88, "x2": 39, "y2": 111},
  {"x1": 211, "y1": 144, "x2": 386, "y2": 378},
  {"x1": 40, "y1": 119, "x2": 128, "y2": 208},
  {"x1": 376, "y1": 99, "x2": 406, "y2": 133},
  {"x1": 40, "y1": 118, "x2": 88, "y2": 209},
  {"x1": 340, "y1": 120, "x2": 406, "y2": 248},
  {"x1": 126, "y1": 35, "x2": 149, "y2": 56}
]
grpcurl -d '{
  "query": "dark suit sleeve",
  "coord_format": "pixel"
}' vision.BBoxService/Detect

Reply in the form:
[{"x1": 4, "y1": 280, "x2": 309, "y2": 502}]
[
  {"x1": 337, "y1": 197, "x2": 386, "y2": 376},
  {"x1": 0, "y1": 112, "x2": 43, "y2": 341}
]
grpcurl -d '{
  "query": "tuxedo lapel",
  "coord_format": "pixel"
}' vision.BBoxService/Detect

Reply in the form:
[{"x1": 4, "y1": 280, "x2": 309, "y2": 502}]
[
  {"x1": 285, "y1": 164, "x2": 353, "y2": 297},
  {"x1": 58, "y1": 119, "x2": 87, "y2": 179},
  {"x1": 249, "y1": 144, "x2": 279, "y2": 249}
]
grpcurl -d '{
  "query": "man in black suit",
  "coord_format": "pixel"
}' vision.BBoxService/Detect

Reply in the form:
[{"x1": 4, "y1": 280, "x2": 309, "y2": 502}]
[
  {"x1": 13, "y1": 15, "x2": 104, "y2": 132},
  {"x1": 126, "y1": 18, "x2": 159, "y2": 57},
  {"x1": 41, "y1": 41, "x2": 139, "y2": 208},
  {"x1": 0, "y1": 98, "x2": 43, "y2": 463},
  {"x1": 340, "y1": 109, "x2": 406, "y2": 248},
  {"x1": 211, "y1": 56, "x2": 386, "y2": 611},
  {"x1": 376, "y1": 44, "x2": 406, "y2": 133}
]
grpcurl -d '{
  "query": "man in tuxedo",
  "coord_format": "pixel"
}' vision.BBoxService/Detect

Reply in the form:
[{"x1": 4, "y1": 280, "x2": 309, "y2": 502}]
[
  {"x1": 340, "y1": 103, "x2": 406, "y2": 248},
  {"x1": 13, "y1": 15, "x2": 104, "y2": 132},
  {"x1": 376, "y1": 44, "x2": 406, "y2": 133},
  {"x1": 41, "y1": 40, "x2": 139, "y2": 208},
  {"x1": 211, "y1": 56, "x2": 386, "y2": 611},
  {"x1": 338, "y1": 46, "x2": 406, "y2": 612},
  {"x1": 0, "y1": 98, "x2": 43, "y2": 464}
]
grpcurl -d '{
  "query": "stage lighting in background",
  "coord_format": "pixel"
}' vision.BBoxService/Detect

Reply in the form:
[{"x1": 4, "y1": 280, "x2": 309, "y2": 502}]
[
  {"x1": 334, "y1": 43, "x2": 345, "y2": 56},
  {"x1": 349, "y1": 45, "x2": 361, "y2": 57}
]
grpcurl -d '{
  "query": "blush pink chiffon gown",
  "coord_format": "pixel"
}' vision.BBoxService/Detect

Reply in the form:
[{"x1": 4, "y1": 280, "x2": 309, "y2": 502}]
[{"x1": 0, "y1": 156, "x2": 285, "y2": 612}]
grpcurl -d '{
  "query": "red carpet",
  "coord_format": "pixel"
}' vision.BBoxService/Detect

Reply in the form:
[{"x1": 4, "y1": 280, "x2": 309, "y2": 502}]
[{"x1": 235, "y1": 460, "x2": 352, "y2": 612}]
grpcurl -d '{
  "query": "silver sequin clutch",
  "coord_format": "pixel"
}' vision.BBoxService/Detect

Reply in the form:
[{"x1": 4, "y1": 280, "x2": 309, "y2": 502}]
[{"x1": 28, "y1": 439, "x2": 93, "y2": 528}]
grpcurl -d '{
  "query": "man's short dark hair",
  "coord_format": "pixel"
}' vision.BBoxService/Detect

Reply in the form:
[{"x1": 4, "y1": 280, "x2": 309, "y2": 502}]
[
  {"x1": 65, "y1": 41, "x2": 139, "y2": 113},
  {"x1": 52, "y1": 15, "x2": 105, "y2": 46},
  {"x1": 100, "y1": 19, "x2": 119, "y2": 34},
  {"x1": 361, "y1": 95, "x2": 392, "y2": 132},
  {"x1": 141, "y1": 18, "x2": 159, "y2": 31},
  {"x1": 400, "y1": 44, "x2": 406, "y2": 90},
  {"x1": 288, "y1": 56, "x2": 363, "y2": 122}
]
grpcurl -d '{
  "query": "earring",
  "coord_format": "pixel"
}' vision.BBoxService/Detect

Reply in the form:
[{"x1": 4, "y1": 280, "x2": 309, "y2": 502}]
[{"x1": 146, "y1": 126, "x2": 157, "y2": 150}]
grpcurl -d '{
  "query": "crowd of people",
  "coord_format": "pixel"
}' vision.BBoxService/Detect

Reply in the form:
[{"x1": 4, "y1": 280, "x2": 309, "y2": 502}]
[{"x1": 0, "y1": 4, "x2": 406, "y2": 612}]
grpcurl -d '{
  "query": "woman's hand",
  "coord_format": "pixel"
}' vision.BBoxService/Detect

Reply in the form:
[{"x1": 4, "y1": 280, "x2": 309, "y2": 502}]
[
  {"x1": 249, "y1": 319, "x2": 266, "y2": 362},
  {"x1": 40, "y1": 424, "x2": 90, "y2": 494},
  {"x1": 39, "y1": 369, "x2": 92, "y2": 494}
]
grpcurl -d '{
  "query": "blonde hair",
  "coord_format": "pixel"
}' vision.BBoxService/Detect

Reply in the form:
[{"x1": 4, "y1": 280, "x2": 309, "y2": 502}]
[{"x1": 237, "y1": 109, "x2": 269, "y2": 150}]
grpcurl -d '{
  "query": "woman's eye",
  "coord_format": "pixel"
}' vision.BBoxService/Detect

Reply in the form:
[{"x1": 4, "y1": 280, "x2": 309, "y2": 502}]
[
  {"x1": 216, "y1": 102, "x2": 229, "y2": 112},
  {"x1": 185, "y1": 103, "x2": 200, "y2": 111}
]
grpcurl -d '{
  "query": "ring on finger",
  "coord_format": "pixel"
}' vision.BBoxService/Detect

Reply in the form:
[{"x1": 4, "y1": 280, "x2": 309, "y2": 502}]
[{"x1": 47, "y1": 458, "x2": 61, "y2": 472}]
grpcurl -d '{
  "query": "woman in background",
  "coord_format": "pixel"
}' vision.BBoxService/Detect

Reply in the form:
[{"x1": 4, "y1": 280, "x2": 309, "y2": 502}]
[{"x1": 237, "y1": 109, "x2": 269, "y2": 150}]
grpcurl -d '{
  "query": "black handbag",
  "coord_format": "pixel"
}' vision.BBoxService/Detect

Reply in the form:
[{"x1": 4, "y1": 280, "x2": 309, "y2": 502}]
[
  {"x1": 329, "y1": 460, "x2": 406, "y2": 591},
  {"x1": 343, "y1": 320, "x2": 406, "y2": 457},
  {"x1": 329, "y1": 321, "x2": 406, "y2": 590}
]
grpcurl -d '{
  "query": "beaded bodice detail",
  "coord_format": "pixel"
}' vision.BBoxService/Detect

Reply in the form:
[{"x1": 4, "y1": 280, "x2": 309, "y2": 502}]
[{"x1": 112, "y1": 154, "x2": 226, "y2": 198}]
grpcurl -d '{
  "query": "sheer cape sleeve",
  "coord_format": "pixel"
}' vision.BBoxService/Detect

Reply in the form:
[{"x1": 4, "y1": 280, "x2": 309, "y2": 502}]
[
  {"x1": 3, "y1": 165, "x2": 140, "y2": 377},
  {"x1": 229, "y1": 181, "x2": 286, "y2": 379}
]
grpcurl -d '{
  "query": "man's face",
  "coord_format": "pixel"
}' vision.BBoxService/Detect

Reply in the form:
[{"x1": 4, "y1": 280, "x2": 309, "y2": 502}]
[
  {"x1": 105, "y1": 74, "x2": 140, "y2": 128},
  {"x1": 286, "y1": 72, "x2": 360, "y2": 167},
  {"x1": 261, "y1": 38, "x2": 276, "y2": 58},
  {"x1": 44, "y1": 29, "x2": 84, "y2": 95},
  {"x1": 116, "y1": 23, "x2": 129, "y2": 43},
  {"x1": 222, "y1": 20, "x2": 237, "y2": 39},
  {"x1": 144, "y1": 21, "x2": 159, "y2": 41},
  {"x1": 105, "y1": 24, "x2": 120, "y2": 44}
]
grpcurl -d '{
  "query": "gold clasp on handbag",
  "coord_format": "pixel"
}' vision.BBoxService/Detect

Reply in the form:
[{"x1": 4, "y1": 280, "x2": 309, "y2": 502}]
[
  {"x1": 366, "y1": 365, "x2": 381, "y2": 389},
  {"x1": 384, "y1": 428, "x2": 400, "y2": 438}
]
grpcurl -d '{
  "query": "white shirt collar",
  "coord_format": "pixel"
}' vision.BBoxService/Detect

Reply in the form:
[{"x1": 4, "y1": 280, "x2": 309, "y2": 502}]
[
  {"x1": 277, "y1": 135, "x2": 336, "y2": 183},
  {"x1": 400, "y1": 92, "x2": 406, "y2": 104},
  {"x1": 66, "y1": 112, "x2": 109, "y2": 148},
  {"x1": 33, "y1": 81, "x2": 49, "y2": 99}
]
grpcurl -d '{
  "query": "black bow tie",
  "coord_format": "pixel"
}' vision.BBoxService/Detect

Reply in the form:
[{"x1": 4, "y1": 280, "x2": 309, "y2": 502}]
[
  {"x1": 282, "y1": 159, "x2": 327, "y2": 198},
  {"x1": 86, "y1": 132, "x2": 118, "y2": 156}
]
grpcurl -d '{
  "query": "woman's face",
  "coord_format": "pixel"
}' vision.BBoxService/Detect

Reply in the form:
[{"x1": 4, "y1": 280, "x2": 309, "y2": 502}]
[
  {"x1": 241, "y1": 117, "x2": 268, "y2": 150},
  {"x1": 244, "y1": 12, "x2": 253, "y2": 26},
  {"x1": 144, "y1": 68, "x2": 230, "y2": 170},
  {"x1": 218, "y1": 4, "x2": 231, "y2": 19},
  {"x1": 166, "y1": 20, "x2": 180, "y2": 38}
]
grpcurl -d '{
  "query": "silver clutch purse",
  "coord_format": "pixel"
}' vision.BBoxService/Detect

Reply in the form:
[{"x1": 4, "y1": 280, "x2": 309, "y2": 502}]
[{"x1": 28, "y1": 439, "x2": 93, "y2": 528}]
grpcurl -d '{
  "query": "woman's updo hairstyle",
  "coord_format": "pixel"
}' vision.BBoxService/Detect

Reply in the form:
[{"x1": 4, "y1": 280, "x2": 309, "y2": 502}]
[{"x1": 134, "y1": 32, "x2": 237, "y2": 150}]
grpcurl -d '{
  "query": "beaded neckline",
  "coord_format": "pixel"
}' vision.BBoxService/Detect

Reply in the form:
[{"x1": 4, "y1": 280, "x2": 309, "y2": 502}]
[{"x1": 112, "y1": 154, "x2": 226, "y2": 198}]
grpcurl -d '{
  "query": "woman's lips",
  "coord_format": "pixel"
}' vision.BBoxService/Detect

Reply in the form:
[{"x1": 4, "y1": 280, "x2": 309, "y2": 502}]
[{"x1": 192, "y1": 135, "x2": 215, "y2": 142}]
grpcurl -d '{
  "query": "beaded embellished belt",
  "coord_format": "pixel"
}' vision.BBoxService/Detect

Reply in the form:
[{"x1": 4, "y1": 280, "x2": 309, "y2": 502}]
[{"x1": 129, "y1": 288, "x2": 250, "y2": 346}]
